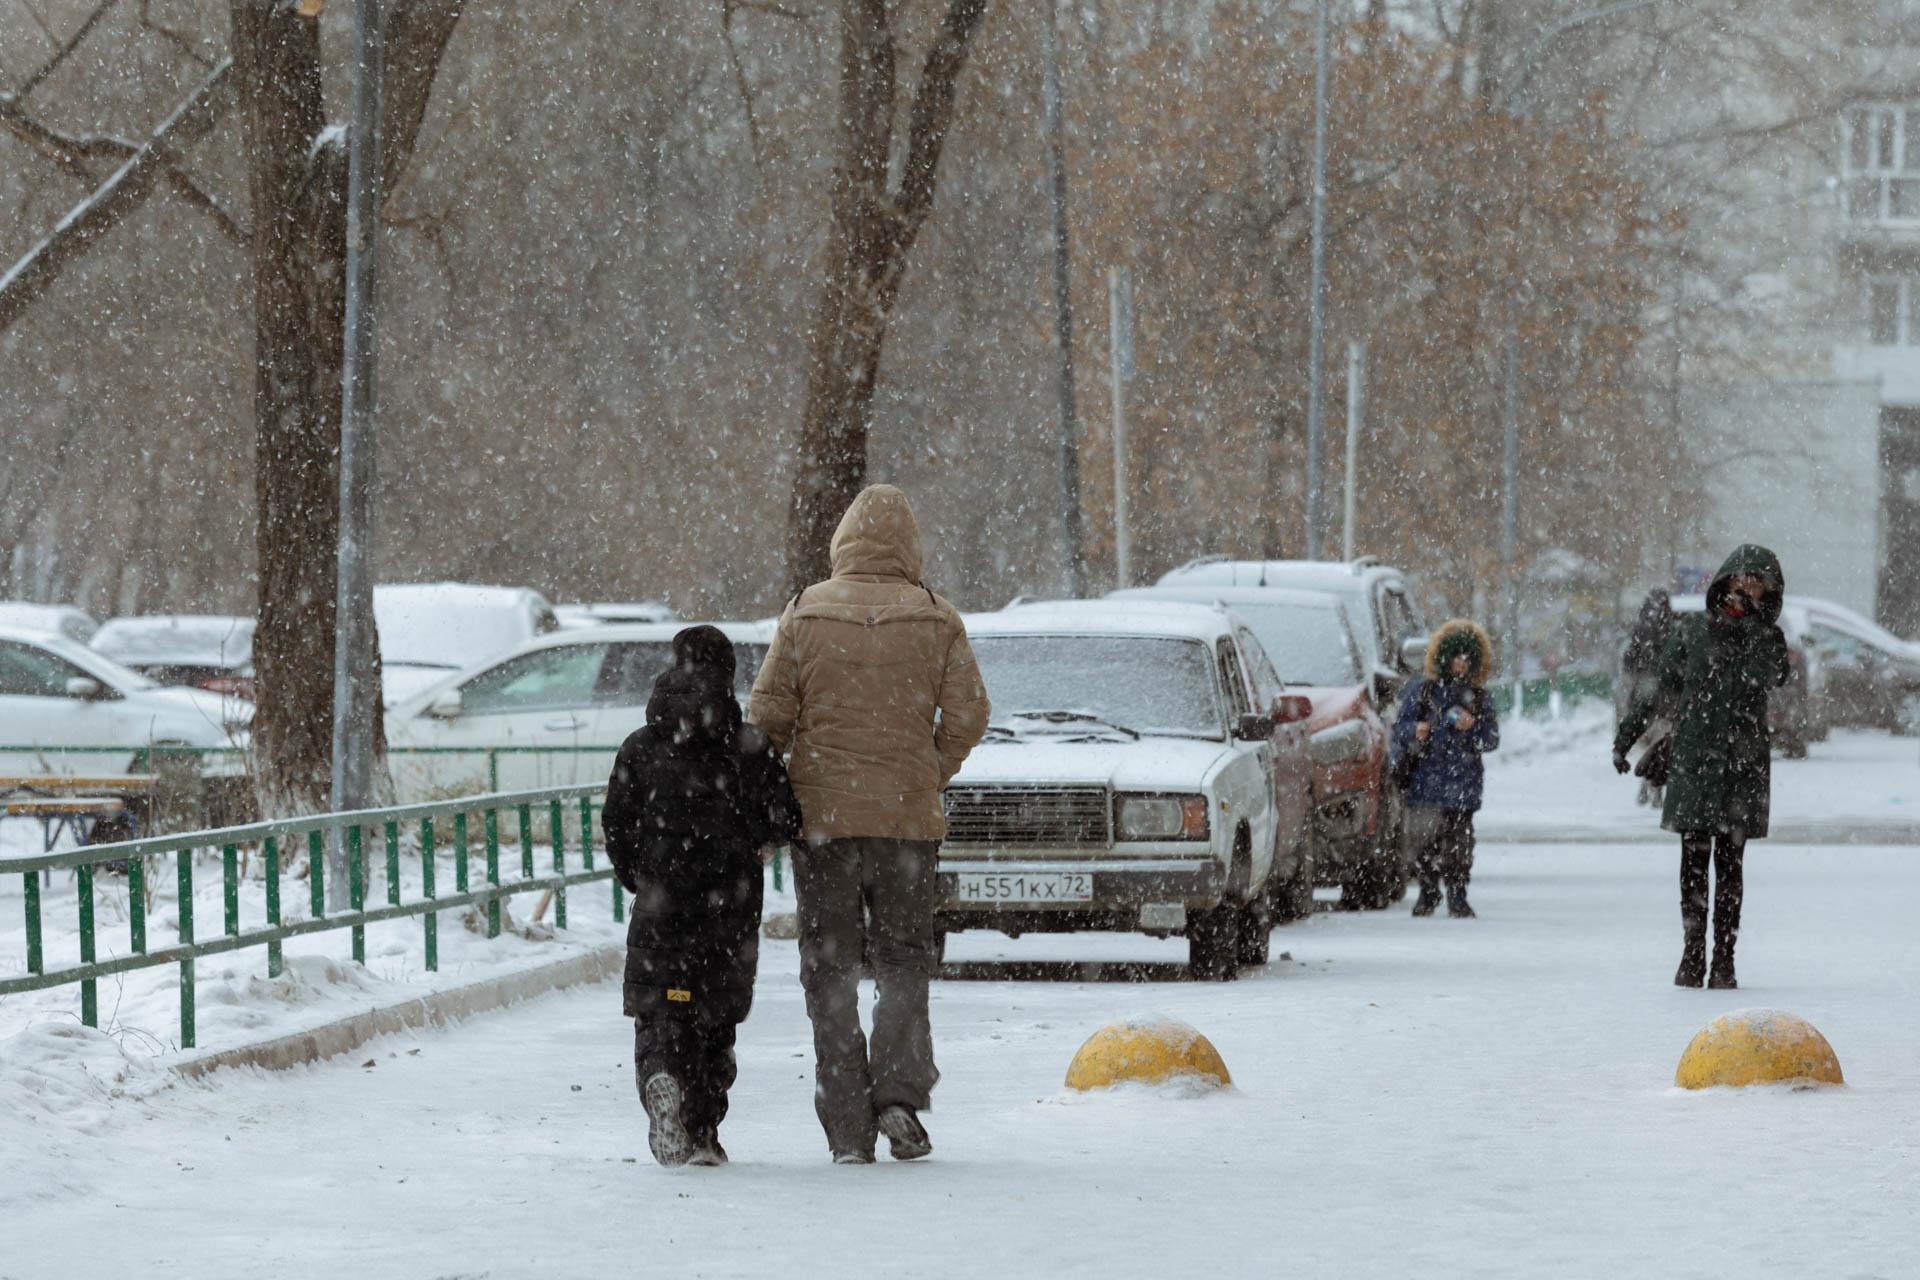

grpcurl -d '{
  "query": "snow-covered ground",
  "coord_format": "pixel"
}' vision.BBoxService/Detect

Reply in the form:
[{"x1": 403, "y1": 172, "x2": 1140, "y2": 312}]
[
  {"x1": 1484, "y1": 705, "x2": 1920, "y2": 843},
  {"x1": 5, "y1": 721, "x2": 1919, "y2": 1278}
]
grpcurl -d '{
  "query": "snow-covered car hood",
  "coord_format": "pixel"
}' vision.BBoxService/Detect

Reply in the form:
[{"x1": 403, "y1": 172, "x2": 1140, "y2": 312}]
[
  {"x1": 949, "y1": 735, "x2": 1231, "y2": 792},
  {"x1": 1294, "y1": 684, "x2": 1370, "y2": 732},
  {"x1": 383, "y1": 663, "x2": 458, "y2": 708}
]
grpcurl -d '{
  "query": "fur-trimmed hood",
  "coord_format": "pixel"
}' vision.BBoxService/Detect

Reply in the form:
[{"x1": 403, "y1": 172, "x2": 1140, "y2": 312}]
[{"x1": 1424, "y1": 618, "x2": 1494, "y2": 684}]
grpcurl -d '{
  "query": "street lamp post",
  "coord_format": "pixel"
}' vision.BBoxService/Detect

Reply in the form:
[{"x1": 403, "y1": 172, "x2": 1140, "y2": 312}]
[
  {"x1": 1304, "y1": 0, "x2": 1331, "y2": 560},
  {"x1": 332, "y1": 0, "x2": 385, "y2": 886}
]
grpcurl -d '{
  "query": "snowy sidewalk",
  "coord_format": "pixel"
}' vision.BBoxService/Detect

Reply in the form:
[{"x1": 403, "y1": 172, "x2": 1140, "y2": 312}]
[
  {"x1": 7, "y1": 841, "x2": 1918, "y2": 1279},
  {"x1": 1483, "y1": 714, "x2": 1920, "y2": 843}
]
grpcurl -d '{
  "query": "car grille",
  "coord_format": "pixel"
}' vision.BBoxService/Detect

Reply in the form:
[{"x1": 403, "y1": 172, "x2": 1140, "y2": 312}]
[{"x1": 942, "y1": 787, "x2": 1111, "y2": 848}]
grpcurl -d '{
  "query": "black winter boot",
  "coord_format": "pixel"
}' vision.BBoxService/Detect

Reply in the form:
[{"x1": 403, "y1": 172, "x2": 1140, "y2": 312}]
[
  {"x1": 1444, "y1": 881, "x2": 1475, "y2": 919},
  {"x1": 1708, "y1": 939, "x2": 1737, "y2": 990},
  {"x1": 686, "y1": 1128, "x2": 728, "y2": 1167},
  {"x1": 1674, "y1": 926, "x2": 1707, "y2": 988},
  {"x1": 641, "y1": 1072, "x2": 693, "y2": 1167},
  {"x1": 1411, "y1": 880, "x2": 1441, "y2": 917},
  {"x1": 878, "y1": 1104, "x2": 933, "y2": 1161}
]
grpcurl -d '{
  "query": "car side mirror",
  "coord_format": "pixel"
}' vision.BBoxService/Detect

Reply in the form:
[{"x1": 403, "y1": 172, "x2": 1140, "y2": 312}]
[
  {"x1": 1371, "y1": 666, "x2": 1399, "y2": 705},
  {"x1": 1399, "y1": 636, "x2": 1429, "y2": 674},
  {"x1": 65, "y1": 676, "x2": 103, "y2": 700},
  {"x1": 1271, "y1": 694, "x2": 1314, "y2": 725},
  {"x1": 428, "y1": 689, "x2": 463, "y2": 719},
  {"x1": 1233, "y1": 713, "x2": 1277, "y2": 741}
]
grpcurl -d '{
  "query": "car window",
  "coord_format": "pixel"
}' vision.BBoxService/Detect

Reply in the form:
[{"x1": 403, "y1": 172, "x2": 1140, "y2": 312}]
[
  {"x1": 1236, "y1": 627, "x2": 1285, "y2": 707},
  {"x1": 0, "y1": 640, "x2": 92, "y2": 698},
  {"x1": 971, "y1": 635, "x2": 1225, "y2": 738},
  {"x1": 459, "y1": 643, "x2": 609, "y2": 714},
  {"x1": 1216, "y1": 639, "x2": 1251, "y2": 714},
  {"x1": 1376, "y1": 585, "x2": 1416, "y2": 659},
  {"x1": 1810, "y1": 623, "x2": 1865, "y2": 663},
  {"x1": 1229, "y1": 602, "x2": 1363, "y2": 686},
  {"x1": 595, "y1": 641, "x2": 767, "y2": 705}
]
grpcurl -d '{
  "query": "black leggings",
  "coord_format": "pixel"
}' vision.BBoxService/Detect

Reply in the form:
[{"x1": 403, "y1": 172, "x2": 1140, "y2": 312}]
[{"x1": 1679, "y1": 830, "x2": 1745, "y2": 947}]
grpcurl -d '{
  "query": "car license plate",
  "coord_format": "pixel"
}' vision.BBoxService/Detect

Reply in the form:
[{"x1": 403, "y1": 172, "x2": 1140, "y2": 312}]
[{"x1": 954, "y1": 871, "x2": 1093, "y2": 903}]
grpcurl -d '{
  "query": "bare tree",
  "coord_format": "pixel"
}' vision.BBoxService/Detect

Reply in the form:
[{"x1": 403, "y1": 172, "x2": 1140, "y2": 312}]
[
  {"x1": 232, "y1": 0, "x2": 461, "y2": 817},
  {"x1": 784, "y1": 0, "x2": 990, "y2": 594}
]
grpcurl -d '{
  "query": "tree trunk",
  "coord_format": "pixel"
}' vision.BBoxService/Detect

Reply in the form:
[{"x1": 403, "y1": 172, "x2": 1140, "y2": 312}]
[
  {"x1": 232, "y1": 0, "x2": 351, "y2": 819},
  {"x1": 232, "y1": 0, "x2": 462, "y2": 820},
  {"x1": 785, "y1": 0, "x2": 989, "y2": 596}
]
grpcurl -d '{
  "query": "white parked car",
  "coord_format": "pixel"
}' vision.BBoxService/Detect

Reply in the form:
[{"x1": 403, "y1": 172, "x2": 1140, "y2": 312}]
[
  {"x1": 940, "y1": 601, "x2": 1315, "y2": 979},
  {"x1": 0, "y1": 625, "x2": 250, "y2": 776},
  {"x1": 383, "y1": 621, "x2": 770, "y2": 800},
  {"x1": 0, "y1": 602, "x2": 98, "y2": 645},
  {"x1": 91, "y1": 614, "x2": 255, "y2": 698},
  {"x1": 374, "y1": 583, "x2": 560, "y2": 706}
]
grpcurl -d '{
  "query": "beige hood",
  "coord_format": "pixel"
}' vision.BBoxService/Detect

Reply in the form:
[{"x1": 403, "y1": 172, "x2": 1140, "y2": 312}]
[{"x1": 829, "y1": 484, "x2": 924, "y2": 583}]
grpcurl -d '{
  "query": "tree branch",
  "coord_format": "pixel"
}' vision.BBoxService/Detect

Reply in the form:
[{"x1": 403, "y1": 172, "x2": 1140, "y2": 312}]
[
  {"x1": 0, "y1": 57, "x2": 234, "y2": 334},
  {"x1": 894, "y1": 0, "x2": 988, "y2": 231},
  {"x1": 381, "y1": 0, "x2": 464, "y2": 196},
  {"x1": 14, "y1": 0, "x2": 120, "y2": 99}
]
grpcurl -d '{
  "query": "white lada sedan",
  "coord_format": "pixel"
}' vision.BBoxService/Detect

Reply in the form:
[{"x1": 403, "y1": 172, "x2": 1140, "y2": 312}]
[{"x1": 940, "y1": 601, "x2": 1315, "y2": 979}]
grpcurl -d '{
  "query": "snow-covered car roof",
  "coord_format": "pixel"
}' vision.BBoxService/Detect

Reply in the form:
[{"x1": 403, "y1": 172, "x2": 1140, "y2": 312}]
[
  {"x1": 1156, "y1": 558, "x2": 1398, "y2": 593},
  {"x1": 1786, "y1": 594, "x2": 1920, "y2": 656},
  {"x1": 92, "y1": 615, "x2": 254, "y2": 667},
  {"x1": 1110, "y1": 584, "x2": 1341, "y2": 611},
  {"x1": 0, "y1": 602, "x2": 97, "y2": 644},
  {"x1": 373, "y1": 582, "x2": 557, "y2": 670},
  {"x1": 553, "y1": 601, "x2": 680, "y2": 628},
  {"x1": 974, "y1": 599, "x2": 1239, "y2": 642}
]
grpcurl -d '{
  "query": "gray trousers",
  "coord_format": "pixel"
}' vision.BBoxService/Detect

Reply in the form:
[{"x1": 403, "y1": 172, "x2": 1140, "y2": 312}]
[{"x1": 792, "y1": 837, "x2": 942, "y2": 1157}]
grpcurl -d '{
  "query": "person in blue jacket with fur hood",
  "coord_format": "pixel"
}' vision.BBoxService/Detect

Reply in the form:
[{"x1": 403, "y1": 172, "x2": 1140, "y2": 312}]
[{"x1": 1390, "y1": 619, "x2": 1501, "y2": 917}]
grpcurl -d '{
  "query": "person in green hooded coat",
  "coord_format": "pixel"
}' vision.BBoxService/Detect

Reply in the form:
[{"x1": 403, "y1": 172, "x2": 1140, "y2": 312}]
[{"x1": 1613, "y1": 545, "x2": 1790, "y2": 989}]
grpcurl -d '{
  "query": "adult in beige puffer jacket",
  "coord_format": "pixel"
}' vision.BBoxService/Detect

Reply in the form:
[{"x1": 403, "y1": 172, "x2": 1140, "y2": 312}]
[{"x1": 749, "y1": 484, "x2": 989, "y2": 1164}]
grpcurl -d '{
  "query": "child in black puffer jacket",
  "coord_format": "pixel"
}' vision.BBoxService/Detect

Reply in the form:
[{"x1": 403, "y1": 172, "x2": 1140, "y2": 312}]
[{"x1": 601, "y1": 626, "x2": 800, "y2": 1167}]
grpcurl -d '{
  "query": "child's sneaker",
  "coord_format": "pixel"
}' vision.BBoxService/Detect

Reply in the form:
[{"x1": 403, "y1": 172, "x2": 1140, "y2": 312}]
[
  {"x1": 878, "y1": 1105, "x2": 932, "y2": 1161},
  {"x1": 641, "y1": 1072, "x2": 692, "y2": 1167}
]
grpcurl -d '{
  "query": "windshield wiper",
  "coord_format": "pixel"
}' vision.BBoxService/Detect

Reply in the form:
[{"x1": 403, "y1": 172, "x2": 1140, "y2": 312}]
[
  {"x1": 1009, "y1": 710, "x2": 1141, "y2": 739},
  {"x1": 983, "y1": 724, "x2": 1022, "y2": 739}
]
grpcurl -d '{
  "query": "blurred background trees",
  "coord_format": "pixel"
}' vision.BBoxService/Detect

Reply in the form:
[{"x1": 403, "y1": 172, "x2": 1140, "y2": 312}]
[{"x1": 0, "y1": 0, "x2": 1856, "y2": 627}]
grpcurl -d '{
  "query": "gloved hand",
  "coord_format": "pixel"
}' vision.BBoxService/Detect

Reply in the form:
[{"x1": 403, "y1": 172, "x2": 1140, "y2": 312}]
[{"x1": 1611, "y1": 749, "x2": 1631, "y2": 775}]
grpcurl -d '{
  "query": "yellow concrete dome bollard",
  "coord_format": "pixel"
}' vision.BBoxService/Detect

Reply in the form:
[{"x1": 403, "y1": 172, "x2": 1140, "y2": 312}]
[
  {"x1": 1675, "y1": 1008, "x2": 1844, "y2": 1090},
  {"x1": 1064, "y1": 1019, "x2": 1231, "y2": 1091}
]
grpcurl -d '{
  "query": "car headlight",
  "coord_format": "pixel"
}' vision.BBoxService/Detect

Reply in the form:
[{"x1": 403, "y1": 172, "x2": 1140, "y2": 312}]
[
  {"x1": 1114, "y1": 793, "x2": 1210, "y2": 841},
  {"x1": 1307, "y1": 719, "x2": 1372, "y2": 765}
]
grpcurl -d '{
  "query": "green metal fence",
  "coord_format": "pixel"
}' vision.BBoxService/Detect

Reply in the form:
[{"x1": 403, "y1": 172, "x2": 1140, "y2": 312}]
[
  {"x1": 0, "y1": 783, "x2": 621, "y2": 1050},
  {"x1": 1487, "y1": 671, "x2": 1612, "y2": 717},
  {"x1": 0, "y1": 743, "x2": 620, "y2": 796}
]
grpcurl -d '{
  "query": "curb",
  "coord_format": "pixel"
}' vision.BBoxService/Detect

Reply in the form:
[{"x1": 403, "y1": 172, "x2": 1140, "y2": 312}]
[{"x1": 170, "y1": 944, "x2": 624, "y2": 1079}]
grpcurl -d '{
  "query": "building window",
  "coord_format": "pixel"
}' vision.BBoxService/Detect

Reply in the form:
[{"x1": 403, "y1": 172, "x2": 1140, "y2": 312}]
[
  {"x1": 1841, "y1": 104, "x2": 1920, "y2": 224},
  {"x1": 1865, "y1": 278, "x2": 1920, "y2": 345}
]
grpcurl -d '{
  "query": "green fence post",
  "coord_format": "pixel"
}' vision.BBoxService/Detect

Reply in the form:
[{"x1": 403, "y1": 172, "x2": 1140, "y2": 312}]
[
  {"x1": 453, "y1": 811, "x2": 469, "y2": 895},
  {"x1": 421, "y1": 816, "x2": 438, "y2": 972},
  {"x1": 177, "y1": 846, "x2": 195, "y2": 1049},
  {"x1": 265, "y1": 835, "x2": 282, "y2": 979},
  {"x1": 308, "y1": 829, "x2": 325, "y2": 919},
  {"x1": 549, "y1": 798, "x2": 567, "y2": 930},
  {"x1": 128, "y1": 855, "x2": 146, "y2": 954},
  {"x1": 349, "y1": 824, "x2": 366, "y2": 965},
  {"x1": 385, "y1": 820, "x2": 401, "y2": 907},
  {"x1": 484, "y1": 807, "x2": 501, "y2": 939},
  {"x1": 77, "y1": 861, "x2": 96, "y2": 1027},
  {"x1": 579, "y1": 797, "x2": 594, "y2": 870},
  {"x1": 772, "y1": 848, "x2": 783, "y2": 894},
  {"x1": 488, "y1": 749, "x2": 500, "y2": 795},
  {"x1": 222, "y1": 843, "x2": 239, "y2": 938},
  {"x1": 518, "y1": 803, "x2": 534, "y2": 879},
  {"x1": 23, "y1": 870, "x2": 43, "y2": 975}
]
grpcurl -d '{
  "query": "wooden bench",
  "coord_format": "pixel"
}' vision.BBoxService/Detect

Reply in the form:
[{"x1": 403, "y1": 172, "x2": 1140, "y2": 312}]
[{"x1": 0, "y1": 776, "x2": 156, "y2": 874}]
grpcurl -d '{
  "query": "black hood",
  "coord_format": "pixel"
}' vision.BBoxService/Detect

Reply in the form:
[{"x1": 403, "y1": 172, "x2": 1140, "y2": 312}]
[
  {"x1": 672, "y1": 624, "x2": 736, "y2": 684},
  {"x1": 1705, "y1": 544, "x2": 1784, "y2": 625},
  {"x1": 646, "y1": 667, "x2": 741, "y2": 744}
]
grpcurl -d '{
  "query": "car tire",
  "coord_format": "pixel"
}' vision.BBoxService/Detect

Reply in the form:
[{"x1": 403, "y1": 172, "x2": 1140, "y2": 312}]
[
  {"x1": 1270, "y1": 846, "x2": 1316, "y2": 923},
  {"x1": 1234, "y1": 897, "x2": 1273, "y2": 967},
  {"x1": 1188, "y1": 907, "x2": 1238, "y2": 981}
]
